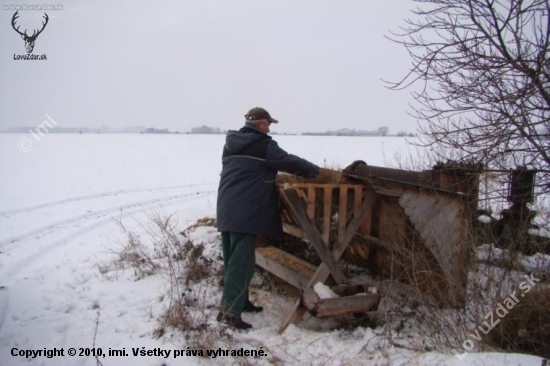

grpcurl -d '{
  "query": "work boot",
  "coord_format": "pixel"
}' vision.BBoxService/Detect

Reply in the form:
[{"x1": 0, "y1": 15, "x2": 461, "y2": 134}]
[
  {"x1": 216, "y1": 312, "x2": 252, "y2": 330},
  {"x1": 242, "y1": 300, "x2": 263, "y2": 313}
]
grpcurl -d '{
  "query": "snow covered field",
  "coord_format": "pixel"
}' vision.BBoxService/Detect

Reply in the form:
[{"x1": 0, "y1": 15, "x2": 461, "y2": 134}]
[{"x1": 0, "y1": 133, "x2": 545, "y2": 365}]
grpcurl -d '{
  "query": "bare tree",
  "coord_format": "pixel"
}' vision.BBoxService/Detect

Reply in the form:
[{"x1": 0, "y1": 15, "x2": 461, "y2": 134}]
[
  {"x1": 378, "y1": 126, "x2": 389, "y2": 136},
  {"x1": 387, "y1": 0, "x2": 550, "y2": 194}
]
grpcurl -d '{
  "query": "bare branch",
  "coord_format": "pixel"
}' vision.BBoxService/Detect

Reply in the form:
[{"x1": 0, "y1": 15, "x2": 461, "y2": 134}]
[{"x1": 387, "y1": 0, "x2": 550, "y2": 195}]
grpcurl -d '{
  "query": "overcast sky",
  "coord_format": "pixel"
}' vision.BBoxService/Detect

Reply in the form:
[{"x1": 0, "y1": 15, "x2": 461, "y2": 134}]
[{"x1": 0, "y1": 1, "x2": 419, "y2": 134}]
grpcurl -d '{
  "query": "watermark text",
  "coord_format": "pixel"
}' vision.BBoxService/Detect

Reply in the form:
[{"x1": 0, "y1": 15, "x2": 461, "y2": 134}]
[
  {"x1": 18, "y1": 114, "x2": 57, "y2": 152},
  {"x1": 452, "y1": 273, "x2": 540, "y2": 360},
  {"x1": 3, "y1": 4, "x2": 63, "y2": 11}
]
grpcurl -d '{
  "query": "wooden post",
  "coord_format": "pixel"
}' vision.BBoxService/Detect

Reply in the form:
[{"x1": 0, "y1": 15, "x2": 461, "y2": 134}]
[
  {"x1": 307, "y1": 186, "x2": 316, "y2": 220},
  {"x1": 322, "y1": 187, "x2": 332, "y2": 246},
  {"x1": 338, "y1": 187, "x2": 348, "y2": 244}
]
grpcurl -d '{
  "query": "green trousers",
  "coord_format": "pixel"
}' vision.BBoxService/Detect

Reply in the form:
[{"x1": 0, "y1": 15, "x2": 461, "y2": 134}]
[{"x1": 220, "y1": 231, "x2": 256, "y2": 317}]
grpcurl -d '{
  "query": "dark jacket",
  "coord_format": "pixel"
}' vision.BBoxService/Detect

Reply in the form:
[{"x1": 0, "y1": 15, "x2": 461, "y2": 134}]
[{"x1": 217, "y1": 127, "x2": 320, "y2": 238}]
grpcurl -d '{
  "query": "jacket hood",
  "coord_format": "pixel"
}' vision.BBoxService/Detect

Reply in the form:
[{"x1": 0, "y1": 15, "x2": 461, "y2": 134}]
[{"x1": 224, "y1": 128, "x2": 270, "y2": 155}]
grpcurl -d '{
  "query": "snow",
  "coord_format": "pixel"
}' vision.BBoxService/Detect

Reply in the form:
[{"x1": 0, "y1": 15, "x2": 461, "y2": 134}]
[
  {"x1": 477, "y1": 215, "x2": 493, "y2": 224},
  {"x1": 313, "y1": 283, "x2": 338, "y2": 299},
  {"x1": 476, "y1": 244, "x2": 550, "y2": 274},
  {"x1": 0, "y1": 133, "x2": 547, "y2": 365}
]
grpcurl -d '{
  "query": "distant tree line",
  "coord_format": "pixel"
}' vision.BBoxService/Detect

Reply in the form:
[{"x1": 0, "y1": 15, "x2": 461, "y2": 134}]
[
  {"x1": 142, "y1": 128, "x2": 176, "y2": 134},
  {"x1": 303, "y1": 128, "x2": 380, "y2": 136},
  {"x1": 302, "y1": 126, "x2": 412, "y2": 137},
  {"x1": 189, "y1": 125, "x2": 222, "y2": 134},
  {"x1": 1, "y1": 124, "x2": 416, "y2": 137}
]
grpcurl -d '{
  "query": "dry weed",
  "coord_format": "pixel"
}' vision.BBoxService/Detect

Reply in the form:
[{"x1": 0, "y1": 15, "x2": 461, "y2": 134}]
[
  {"x1": 97, "y1": 218, "x2": 161, "y2": 280},
  {"x1": 487, "y1": 288, "x2": 550, "y2": 359}
]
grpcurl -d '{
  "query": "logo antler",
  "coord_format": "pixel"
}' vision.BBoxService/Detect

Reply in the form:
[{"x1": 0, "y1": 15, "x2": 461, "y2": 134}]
[{"x1": 11, "y1": 11, "x2": 49, "y2": 54}]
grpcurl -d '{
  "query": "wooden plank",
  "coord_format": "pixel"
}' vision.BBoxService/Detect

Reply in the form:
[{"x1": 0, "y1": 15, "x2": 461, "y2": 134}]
[
  {"x1": 282, "y1": 223, "x2": 307, "y2": 240},
  {"x1": 301, "y1": 287, "x2": 380, "y2": 317},
  {"x1": 345, "y1": 171, "x2": 468, "y2": 198},
  {"x1": 359, "y1": 188, "x2": 373, "y2": 237},
  {"x1": 330, "y1": 283, "x2": 368, "y2": 297},
  {"x1": 346, "y1": 164, "x2": 429, "y2": 185},
  {"x1": 279, "y1": 301, "x2": 307, "y2": 334},
  {"x1": 354, "y1": 186, "x2": 362, "y2": 218},
  {"x1": 257, "y1": 246, "x2": 317, "y2": 277},
  {"x1": 315, "y1": 294, "x2": 380, "y2": 317},
  {"x1": 282, "y1": 209, "x2": 294, "y2": 225},
  {"x1": 307, "y1": 186, "x2": 315, "y2": 220},
  {"x1": 280, "y1": 189, "x2": 347, "y2": 284},
  {"x1": 304, "y1": 282, "x2": 373, "y2": 299},
  {"x1": 301, "y1": 288, "x2": 319, "y2": 311},
  {"x1": 295, "y1": 187, "x2": 308, "y2": 202},
  {"x1": 255, "y1": 246, "x2": 315, "y2": 289},
  {"x1": 284, "y1": 183, "x2": 341, "y2": 190},
  {"x1": 322, "y1": 186, "x2": 332, "y2": 245},
  {"x1": 338, "y1": 187, "x2": 348, "y2": 244},
  {"x1": 338, "y1": 187, "x2": 377, "y2": 249},
  {"x1": 278, "y1": 186, "x2": 377, "y2": 334}
]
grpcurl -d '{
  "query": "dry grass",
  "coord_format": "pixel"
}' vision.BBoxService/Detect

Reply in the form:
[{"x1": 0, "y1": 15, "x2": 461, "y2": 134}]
[
  {"x1": 116, "y1": 231, "x2": 160, "y2": 279},
  {"x1": 276, "y1": 168, "x2": 345, "y2": 185},
  {"x1": 148, "y1": 215, "x2": 226, "y2": 351},
  {"x1": 99, "y1": 214, "x2": 231, "y2": 354},
  {"x1": 96, "y1": 218, "x2": 161, "y2": 280}
]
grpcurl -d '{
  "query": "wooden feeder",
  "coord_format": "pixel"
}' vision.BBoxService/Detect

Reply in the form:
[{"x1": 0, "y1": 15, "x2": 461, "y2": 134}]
[
  {"x1": 256, "y1": 183, "x2": 380, "y2": 333},
  {"x1": 256, "y1": 162, "x2": 480, "y2": 333}
]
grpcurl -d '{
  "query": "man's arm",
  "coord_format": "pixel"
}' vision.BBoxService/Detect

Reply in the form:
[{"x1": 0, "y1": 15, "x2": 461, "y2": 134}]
[{"x1": 265, "y1": 140, "x2": 320, "y2": 178}]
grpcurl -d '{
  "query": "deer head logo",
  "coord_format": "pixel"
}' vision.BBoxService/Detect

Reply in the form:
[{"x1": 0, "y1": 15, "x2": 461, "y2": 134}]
[{"x1": 11, "y1": 11, "x2": 49, "y2": 54}]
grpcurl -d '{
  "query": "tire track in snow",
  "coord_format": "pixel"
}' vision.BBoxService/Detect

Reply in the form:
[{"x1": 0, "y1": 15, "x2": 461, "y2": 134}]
[
  {"x1": 0, "y1": 189, "x2": 215, "y2": 246},
  {"x1": 0, "y1": 183, "x2": 217, "y2": 217},
  {"x1": 0, "y1": 189, "x2": 217, "y2": 332}
]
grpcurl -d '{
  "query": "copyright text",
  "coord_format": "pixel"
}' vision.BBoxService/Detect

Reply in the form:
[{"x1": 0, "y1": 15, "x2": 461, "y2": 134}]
[{"x1": 11, "y1": 346, "x2": 268, "y2": 359}]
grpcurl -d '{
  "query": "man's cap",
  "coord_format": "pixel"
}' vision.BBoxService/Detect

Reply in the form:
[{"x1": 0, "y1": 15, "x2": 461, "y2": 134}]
[{"x1": 245, "y1": 107, "x2": 278, "y2": 124}]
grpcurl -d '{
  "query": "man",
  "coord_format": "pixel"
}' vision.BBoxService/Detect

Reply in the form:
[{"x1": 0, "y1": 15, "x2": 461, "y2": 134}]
[{"x1": 216, "y1": 107, "x2": 320, "y2": 330}]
